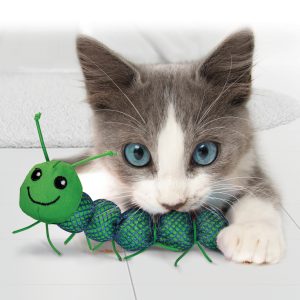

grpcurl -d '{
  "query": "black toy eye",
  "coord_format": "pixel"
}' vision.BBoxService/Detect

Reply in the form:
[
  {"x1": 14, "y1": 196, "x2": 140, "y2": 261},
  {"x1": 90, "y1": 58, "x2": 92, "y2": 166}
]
[
  {"x1": 31, "y1": 168, "x2": 42, "y2": 181},
  {"x1": 54, "y1": 176, "x2": 68, "y2": 189}
]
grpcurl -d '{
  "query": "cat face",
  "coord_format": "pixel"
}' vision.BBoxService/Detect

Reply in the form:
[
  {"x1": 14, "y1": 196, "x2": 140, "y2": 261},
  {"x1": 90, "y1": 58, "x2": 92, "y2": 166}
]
[{"x1": 77, "y1": 30, "x2": 255, "y2": 214}]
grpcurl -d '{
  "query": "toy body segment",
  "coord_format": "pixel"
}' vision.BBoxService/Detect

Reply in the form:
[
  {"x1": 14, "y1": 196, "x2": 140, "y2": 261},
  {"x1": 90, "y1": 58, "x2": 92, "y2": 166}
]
[
  {"x1": 114, "y1": 209, "x2": 154, "y2": 251},
  {"x1": 156, "y1": 211, "x2": 193, "y2": 251},
  {"x1": 58, "y1": 193, "x2": 94, "y2": 233},
  {"x1": 85, "y1": 199, "x2": 121, "y2": 242},
  {"x1": 196, "y1": 209, "x2": 229, "y2": 250}
]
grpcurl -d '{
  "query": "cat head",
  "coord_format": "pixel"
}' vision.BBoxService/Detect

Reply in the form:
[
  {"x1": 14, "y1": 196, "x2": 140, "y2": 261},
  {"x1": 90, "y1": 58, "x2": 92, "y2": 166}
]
[{"x1": 77, "y1": 30, "x2": 255, "y2": 214}]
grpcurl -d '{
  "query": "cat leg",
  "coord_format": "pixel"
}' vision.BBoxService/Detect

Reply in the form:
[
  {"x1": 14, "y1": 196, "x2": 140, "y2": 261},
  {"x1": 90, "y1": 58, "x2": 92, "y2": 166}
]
[{"x1": 217, "y1": 196, "x2": 285, "y2": 264}]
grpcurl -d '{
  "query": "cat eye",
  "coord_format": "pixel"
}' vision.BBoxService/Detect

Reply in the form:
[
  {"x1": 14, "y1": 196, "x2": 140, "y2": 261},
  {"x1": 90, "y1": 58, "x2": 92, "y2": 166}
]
[
  {"x1": 124, "y1": 143, "x2": 151, "y2": 167},
  {"x1": 192, "y1": 141, "x2": 218, "y2": 166}
]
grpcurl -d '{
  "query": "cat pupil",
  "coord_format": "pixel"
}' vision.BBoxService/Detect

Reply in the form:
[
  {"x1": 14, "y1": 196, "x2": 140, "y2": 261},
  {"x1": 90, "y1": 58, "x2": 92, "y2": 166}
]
[
  {"x1": 198, "y1": 145, "x2": 208, "y2": 158},
  {"x1": 134, "y1": 146, "x2": 144, "y2": 160}
]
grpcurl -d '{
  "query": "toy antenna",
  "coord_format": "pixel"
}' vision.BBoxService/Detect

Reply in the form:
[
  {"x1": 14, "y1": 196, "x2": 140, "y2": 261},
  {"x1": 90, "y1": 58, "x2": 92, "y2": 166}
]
[
  {"x1": 34, "y1": 112, "x2": 50, "y2": 162},
  {"x1": 71, "y1": 151, "x2": 117, "y2": 168}
]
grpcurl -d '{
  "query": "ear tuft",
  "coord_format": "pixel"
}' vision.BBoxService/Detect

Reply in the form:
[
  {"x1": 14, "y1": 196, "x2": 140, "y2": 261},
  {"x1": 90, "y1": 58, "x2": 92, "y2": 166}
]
[
  {"x1": 77, "y1": 35, "x2": 140, "y2": 96},
  {"x1": 199, "y1": 29, "x2": 254, "y2": 87}
]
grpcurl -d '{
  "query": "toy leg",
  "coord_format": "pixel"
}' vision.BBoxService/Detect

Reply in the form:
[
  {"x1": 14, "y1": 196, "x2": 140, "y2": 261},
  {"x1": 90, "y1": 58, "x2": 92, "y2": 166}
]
[
  {"x1": 174, "y1": 243, "x2": 212, "y2": 266},
  {"x1": 154, "y1": 242, "x2": 181, "y2": 252},
  {"x1": 191, "y1": 219, "x2": 213, "y2": 263},
  {"x1": 64, "y1": 233, "x2": 76, "y2": 245},
  {"x1": 92, "y1": 241, "x2": 105, "y2": 252},
  {"x1": 86, "y1": 236, "x2": 93, "y2": 251},
  {"x1": 196, "y1": 241, "x2": 213, "y2": 263},
  {"x1": 174, "y1": 248, "x2": 193, "y2": 267},
  {"x1": 124, "y1": 247, "x2": 149, "y2": 260},
  {"x1": 45, "y1": 224, "x2": 61, "y2": 256},
  {"x1": 12, "y1": 220, "x2": 41, "y2": 234},
  {"x1": 125, "y1": 241, "x2": 182, "y2": 261},
  {"x1": 92, "y1": 240, "x2": 122, "y2": 261},
  {"x1": 112, "y1": 240, "x2": 122, "y2": 261}
]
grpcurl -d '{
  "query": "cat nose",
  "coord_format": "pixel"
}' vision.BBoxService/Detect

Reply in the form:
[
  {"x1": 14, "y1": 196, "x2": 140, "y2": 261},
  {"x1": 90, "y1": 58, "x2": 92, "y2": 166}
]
[{"x1": 161, "y1": 200, "x2": 186, "y2": 211}]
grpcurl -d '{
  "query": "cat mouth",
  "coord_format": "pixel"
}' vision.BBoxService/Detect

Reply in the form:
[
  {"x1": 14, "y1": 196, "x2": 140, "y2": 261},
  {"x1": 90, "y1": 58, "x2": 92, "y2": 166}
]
[{"x1": 27, "y1": 187, "x2": 60, "y2": 206}]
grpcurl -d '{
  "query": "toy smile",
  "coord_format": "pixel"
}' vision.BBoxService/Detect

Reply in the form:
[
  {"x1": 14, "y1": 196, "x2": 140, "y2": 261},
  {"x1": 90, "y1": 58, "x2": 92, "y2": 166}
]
[{"x1": 27, "y1": 187, "x2": 60, "y2": 206}]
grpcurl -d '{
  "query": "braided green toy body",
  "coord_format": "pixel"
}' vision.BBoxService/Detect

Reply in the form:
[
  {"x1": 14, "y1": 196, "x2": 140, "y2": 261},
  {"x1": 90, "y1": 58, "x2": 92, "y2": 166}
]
[{"x1": 58, "y1": 193, "x2": 229, "y2": 265}]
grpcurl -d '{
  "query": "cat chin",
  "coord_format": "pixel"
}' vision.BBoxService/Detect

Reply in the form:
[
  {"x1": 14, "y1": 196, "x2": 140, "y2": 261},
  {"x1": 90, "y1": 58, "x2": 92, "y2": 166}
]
[{"x1": 131, "y1": 201, "x2": 169, "y2": 215}]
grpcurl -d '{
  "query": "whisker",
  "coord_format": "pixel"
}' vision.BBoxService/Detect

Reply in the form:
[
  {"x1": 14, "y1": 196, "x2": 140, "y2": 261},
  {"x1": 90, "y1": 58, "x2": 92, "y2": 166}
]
[
  {"x1": 210, "y1": 192, "x2": 239, "y2": 204},
  {"x1": 213, "y1": 185, "x2": 256, "y2": 198},
  {"x1": 200, "y1": 116, "x2": 250, "y2": 128},
  {"x1": 109, "y1": 195, "x2": 132, "y2": 200},
  {"x1": 205, "y1": 202, "x2": 229, "y2": 219},
  {"x1": 200, "y1": 203, "x2": 225, "y2": 218},
  {"x1": 94, "y1": 108, "x2": 144, "y2": 128},
  {"x1": 195, "y1": 126, "x2": 249, "y2": 140},
  {"x1": 209, "y1": 196, "x2": 236, "y2": 208},
  {"x1": 212, "y1": 176, "x2": 264, "y2": 183},
  {"x1": 103, "y1": 121, "x2": 148, "y2": 133}
]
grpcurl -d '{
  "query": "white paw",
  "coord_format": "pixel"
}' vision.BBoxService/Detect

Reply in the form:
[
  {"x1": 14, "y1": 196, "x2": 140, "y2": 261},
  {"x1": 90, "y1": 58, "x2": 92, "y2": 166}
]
[{"x1": 217, "y1": 222, "x2": 285, "y2": 264}]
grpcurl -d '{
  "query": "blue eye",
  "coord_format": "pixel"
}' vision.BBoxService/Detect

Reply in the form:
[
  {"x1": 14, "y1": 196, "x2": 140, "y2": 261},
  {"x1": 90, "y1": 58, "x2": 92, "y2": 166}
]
[
  {"x1": 192, "y1": 142, "x2": 218, "y2": 166},
  {"x1": 124, "y1": 143, "x2": 151, "y2": 167}
]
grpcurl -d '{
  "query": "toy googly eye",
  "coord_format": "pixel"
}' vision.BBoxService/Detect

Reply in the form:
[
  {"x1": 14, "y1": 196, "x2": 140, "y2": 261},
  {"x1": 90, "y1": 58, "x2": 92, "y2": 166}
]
[
  {"x1": 31, "y1": 168, "x2": 42, "y2": 181},
  {"x1": 54, "y1": 176, "x2": 68, "y2": 190}
]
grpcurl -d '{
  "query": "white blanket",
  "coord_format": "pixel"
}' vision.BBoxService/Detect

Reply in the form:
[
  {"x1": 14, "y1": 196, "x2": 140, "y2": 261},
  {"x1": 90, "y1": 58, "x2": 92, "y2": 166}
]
[{"x1": 0, "y1": 72, "x2": 299, "y2": 148}]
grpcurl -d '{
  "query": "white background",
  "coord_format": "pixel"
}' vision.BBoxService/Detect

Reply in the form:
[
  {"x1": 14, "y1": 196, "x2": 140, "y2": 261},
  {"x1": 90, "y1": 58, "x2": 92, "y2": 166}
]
[
  {"x1": 1, "y1": 0, "x2": 300, "y2": 29},
  {"x1": 1, "y1": 2, "x2": 300, "y2": 300}
]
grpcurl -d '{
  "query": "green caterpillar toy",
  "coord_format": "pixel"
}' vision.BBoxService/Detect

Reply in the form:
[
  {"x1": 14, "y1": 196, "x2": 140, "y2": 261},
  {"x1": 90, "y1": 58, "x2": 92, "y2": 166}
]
[{"x1": 13, "y1": 113, "x2": 229, "y2": 266}]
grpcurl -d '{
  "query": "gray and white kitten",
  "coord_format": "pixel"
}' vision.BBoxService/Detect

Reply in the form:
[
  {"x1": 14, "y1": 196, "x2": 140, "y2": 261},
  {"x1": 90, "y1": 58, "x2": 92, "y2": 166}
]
[{"x1": 77, "y1": 30, "x2": 285, "y2": 264}]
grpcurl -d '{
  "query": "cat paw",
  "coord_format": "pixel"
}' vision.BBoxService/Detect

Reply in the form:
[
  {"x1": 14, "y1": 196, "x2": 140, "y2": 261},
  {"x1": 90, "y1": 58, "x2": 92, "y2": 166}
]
[{"x1": 217, "y1": 222, "x2": 285, "y2": 264}]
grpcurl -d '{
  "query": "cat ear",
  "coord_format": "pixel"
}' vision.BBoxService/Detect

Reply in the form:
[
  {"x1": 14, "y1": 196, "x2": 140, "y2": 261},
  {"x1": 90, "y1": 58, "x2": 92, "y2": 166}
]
[
  {"x1": 198, "y1": 29, "x2": 254, "y2": 90},
  {"x1": 77, "y1": 35, "x2": 141, "y2": 99}
]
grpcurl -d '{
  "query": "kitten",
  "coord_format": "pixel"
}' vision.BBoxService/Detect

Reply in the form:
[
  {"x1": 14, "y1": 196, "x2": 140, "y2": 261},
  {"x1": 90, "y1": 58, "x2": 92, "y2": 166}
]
[{"x1": 77, "y1": 29, "x2": 285, "y2": 264}]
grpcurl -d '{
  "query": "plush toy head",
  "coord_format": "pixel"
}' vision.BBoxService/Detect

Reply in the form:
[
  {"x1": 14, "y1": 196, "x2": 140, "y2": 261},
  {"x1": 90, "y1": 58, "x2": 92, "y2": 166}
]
[
  {"x1": 19, "y1": 113, "x2": 116, "y2": 224},
  {"x1": 20, "y1": 160, "x2": 83, "y2": 224}
]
